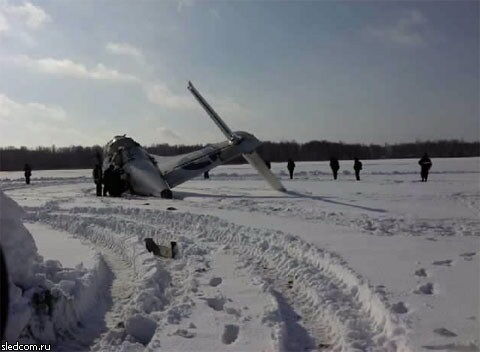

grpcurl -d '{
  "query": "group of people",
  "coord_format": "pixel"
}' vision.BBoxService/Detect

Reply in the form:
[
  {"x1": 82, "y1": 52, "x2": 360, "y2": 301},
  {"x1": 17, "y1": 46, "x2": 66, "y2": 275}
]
[
  {"x1": 327, "y1": 157, "x2": 362, "y2": 181},
  {"x1": 285, "y1": 157, "x2": 362, "y2": 180},
  {"x1": 92, "y1": 164, "x2": 125, "y2": 197},
  {"x1": 25, "y1": 153, "x2": 433, "y2": 196},
  {"x1": 284, "y1": 153, "x2": 432, "y2": 182}
]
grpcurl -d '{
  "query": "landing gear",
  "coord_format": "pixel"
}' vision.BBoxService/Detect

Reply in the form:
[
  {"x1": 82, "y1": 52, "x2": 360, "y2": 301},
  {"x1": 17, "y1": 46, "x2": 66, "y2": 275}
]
[{"x1": 161, "y1": 189, "x2": 173, "y2": 199}]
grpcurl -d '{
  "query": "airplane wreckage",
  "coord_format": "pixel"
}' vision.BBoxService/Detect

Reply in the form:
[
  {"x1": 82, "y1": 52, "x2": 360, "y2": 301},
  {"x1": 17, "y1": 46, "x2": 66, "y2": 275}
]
[{"x1": 102, "y1": 81, "x2": 286, "y2": 199}]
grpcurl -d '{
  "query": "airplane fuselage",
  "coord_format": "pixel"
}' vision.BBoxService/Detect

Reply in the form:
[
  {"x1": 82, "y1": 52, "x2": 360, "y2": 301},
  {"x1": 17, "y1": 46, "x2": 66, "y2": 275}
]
[{"x1": 102, "y1": 131, "x2": 262, "y2": 197}]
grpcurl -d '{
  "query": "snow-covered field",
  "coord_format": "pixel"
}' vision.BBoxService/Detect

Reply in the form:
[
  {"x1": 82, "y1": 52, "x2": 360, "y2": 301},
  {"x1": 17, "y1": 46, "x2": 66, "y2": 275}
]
[{"x1": 1, "y1": 157, "x2": 479, "y2": 351}]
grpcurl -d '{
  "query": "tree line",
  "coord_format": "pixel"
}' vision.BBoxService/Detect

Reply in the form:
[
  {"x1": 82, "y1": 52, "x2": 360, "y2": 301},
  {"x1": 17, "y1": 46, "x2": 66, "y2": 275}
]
[{"x1": 0, "y1": 139, "x2": 478, "y2": 171}]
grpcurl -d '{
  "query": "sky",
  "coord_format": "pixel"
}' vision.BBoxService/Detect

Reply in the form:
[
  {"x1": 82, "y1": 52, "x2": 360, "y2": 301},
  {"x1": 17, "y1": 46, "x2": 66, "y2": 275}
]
[{"x1": 0, "y1": 0, "x2": 478, "y2": 148}]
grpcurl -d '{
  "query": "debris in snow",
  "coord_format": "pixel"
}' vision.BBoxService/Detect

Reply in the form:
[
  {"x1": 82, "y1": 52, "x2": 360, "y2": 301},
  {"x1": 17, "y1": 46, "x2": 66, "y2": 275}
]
[{"x1": 144, "y1": 238, "x2": 177, "y2": 258}]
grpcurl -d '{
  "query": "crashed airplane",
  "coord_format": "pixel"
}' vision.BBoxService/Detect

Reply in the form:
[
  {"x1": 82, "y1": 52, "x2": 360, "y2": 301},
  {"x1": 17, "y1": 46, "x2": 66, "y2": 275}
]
[{"x1": 102, "y1": 81, "x2": 285, "y2": 198}]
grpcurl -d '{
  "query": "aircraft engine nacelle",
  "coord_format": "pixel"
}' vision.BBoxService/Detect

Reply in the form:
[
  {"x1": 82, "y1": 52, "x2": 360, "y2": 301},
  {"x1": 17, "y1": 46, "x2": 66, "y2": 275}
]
[{"x1": 122, "y1": 156, "x2": 171, "y2": 197}]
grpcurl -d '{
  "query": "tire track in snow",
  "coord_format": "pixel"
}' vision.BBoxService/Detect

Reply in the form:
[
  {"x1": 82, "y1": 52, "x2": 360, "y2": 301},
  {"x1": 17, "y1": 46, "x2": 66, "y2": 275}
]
[
  {"x1": 28, "y1": 205, "x2": 412, "y2": 351},
  {"x1": 27, "y1": 206, "x2": 286, "y2": 351},
  {"x1": 95, "y1": 251, "x2": 135, "y2": 330}
]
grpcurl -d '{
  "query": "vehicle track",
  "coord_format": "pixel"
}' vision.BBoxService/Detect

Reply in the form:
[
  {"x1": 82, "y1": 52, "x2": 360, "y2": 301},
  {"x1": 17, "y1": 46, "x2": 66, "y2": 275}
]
[{"x1": 27, "y1": 204, "x2": 411, "y2": 351}]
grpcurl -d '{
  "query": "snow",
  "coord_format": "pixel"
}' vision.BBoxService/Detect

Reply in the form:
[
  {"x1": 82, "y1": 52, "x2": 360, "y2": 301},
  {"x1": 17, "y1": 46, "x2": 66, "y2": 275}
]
[
  {"x1": 0, "y1": 192, "x2": 112, "y2": 347},
  {"x1": 0, "y1": 157, "x2": 478, "y2": 351},
  {"x1": 25, "y1": 222, "x2": 96, "y2": 269}
]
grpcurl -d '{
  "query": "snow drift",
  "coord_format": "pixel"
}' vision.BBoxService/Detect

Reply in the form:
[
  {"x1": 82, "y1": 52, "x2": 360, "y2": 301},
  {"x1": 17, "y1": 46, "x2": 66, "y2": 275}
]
[{"x1": 0, "y1": 191, "x2": 111, "y2": 346}]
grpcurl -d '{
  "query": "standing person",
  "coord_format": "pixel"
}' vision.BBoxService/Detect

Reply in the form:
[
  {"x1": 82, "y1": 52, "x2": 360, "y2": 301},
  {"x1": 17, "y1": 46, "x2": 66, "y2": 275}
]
[
  {"x1": 102, "y1": 164, "x2": 114, "y2": 196},
  {"x1": 204, "y1": 171, "x2": 209, "y2": 179},
  {"x1": 23, "y1": 164, "x2": 32, "y2": 184},
  {"x1": 418, "y1": 153, "x2": 432, "y2": 182},
  {"x1": 353, "y1": 157, "x2": 363, "y2": 181},
  {"x1": 109, "y1": 168, "x2": 124, "y2": 196},
  {"x1": 287, "y1": 158, "x2": 295, "y2": 179},
  {"x1": 265, "y1": 160, "x2": 271, "y2": 169},
  {"x1": 92, "y1": 164, "x2": 103, "y2": 196},
  {"x1": 329, "y1": 157, "x2": 340, "y2": 180}
]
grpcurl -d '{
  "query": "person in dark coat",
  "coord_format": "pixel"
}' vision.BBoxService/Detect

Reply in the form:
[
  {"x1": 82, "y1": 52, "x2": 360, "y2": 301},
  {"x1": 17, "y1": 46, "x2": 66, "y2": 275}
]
[
  {"x1": 109, "y1": 168, "x2": 125, "y2": 197},
  {"x1": 353, "y1": 158, "x2": 363, "y2": 181},
  {"x1": 102, "y1": 171, "x2": 109, "y2": 196},
  {"x1": 102, "y1": 165, "x2": 114, "y2": 196},
  {"x1": 418, "y1": 153, "x2": 432, "y2": 182},
  {"x1": 265, "y1": 160, "x2": 271, "y2": 169},
  {"x1": 23, "y1": 164, "x2": 32, "y2": 184},
  {"x1": 287, "y1": 159, "x2": 295, "y2": 179},
  {"x1": 92, "y1": 164, "x2": 103, "y2": 196},
  {"x1": 204, "y1": 171, "x2": 209, "y2": 179},
  {"x1": 329, "y1": 157, "x2": 340, "y2": 180}
]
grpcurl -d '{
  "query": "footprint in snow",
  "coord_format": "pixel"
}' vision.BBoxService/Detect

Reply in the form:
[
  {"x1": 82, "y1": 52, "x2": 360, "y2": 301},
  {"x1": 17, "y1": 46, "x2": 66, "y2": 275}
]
[
  {"x1": 375, "y1": 285, "x2": 387, "y2": 295},
  {"x1": 174, "y1": 329, "x2": 196, "y2": 338},
  {"x1": 392, "y1": 302, "x2": 408, "y2": 314},
  {"x1": 432, "y1": 260, "x2": 453, "y2": 266},
  {"x1": 225, "y1": 307, "x2": 241, "y2": 318},
  {"x1": 460, "y1": 252, "x2": 477, "y2": 261},
  {"x1": 422, "y1": 343, "x2": 479, "y2": 351},
  {"x1": 415, "y1": 282, "x2": 434, "y2": 295},
  {"x1": 202, "y1": 296, "x2": 226, "y2": 311},
  {"x1": 209, "y1": 277, "x2": 222, "y2": 287},
  {"x1": 222, "y1": 324, "x2": 239, "y2": 344},
  {"x1": 433, "y1": 328, "x2": 457, "y2": 337},
  {"x1": 415, "y1": 268, "x2": 428, "y2": 277}
]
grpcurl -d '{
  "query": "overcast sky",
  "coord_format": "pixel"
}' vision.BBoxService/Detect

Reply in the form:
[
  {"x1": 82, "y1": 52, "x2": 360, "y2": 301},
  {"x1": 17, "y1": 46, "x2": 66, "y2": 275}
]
[{"x1": 0, "y1": 0, "x2": 478, "y2": 147}]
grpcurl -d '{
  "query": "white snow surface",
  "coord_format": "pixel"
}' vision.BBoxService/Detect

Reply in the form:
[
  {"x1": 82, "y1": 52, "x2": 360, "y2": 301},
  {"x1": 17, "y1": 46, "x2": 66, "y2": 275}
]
[
  {"x1": 25, "y1": 222, "x2": 96, "y2": 269},
  {"x1": 0, "y1": 157, "x2": 478, "y2": 351}
]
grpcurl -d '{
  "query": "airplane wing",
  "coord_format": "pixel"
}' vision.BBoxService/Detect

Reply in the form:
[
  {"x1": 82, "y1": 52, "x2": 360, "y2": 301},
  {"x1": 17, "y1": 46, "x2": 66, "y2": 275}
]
[{"x1": 150, "y1": 141, "x2": 234, "y2": 188}]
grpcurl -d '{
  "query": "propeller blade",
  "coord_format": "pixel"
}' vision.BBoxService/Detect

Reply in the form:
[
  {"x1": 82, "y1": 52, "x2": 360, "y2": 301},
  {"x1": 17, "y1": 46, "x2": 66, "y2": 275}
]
[{"x1": 243, "y1": 151, "x2": 286, "y2": 192}]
